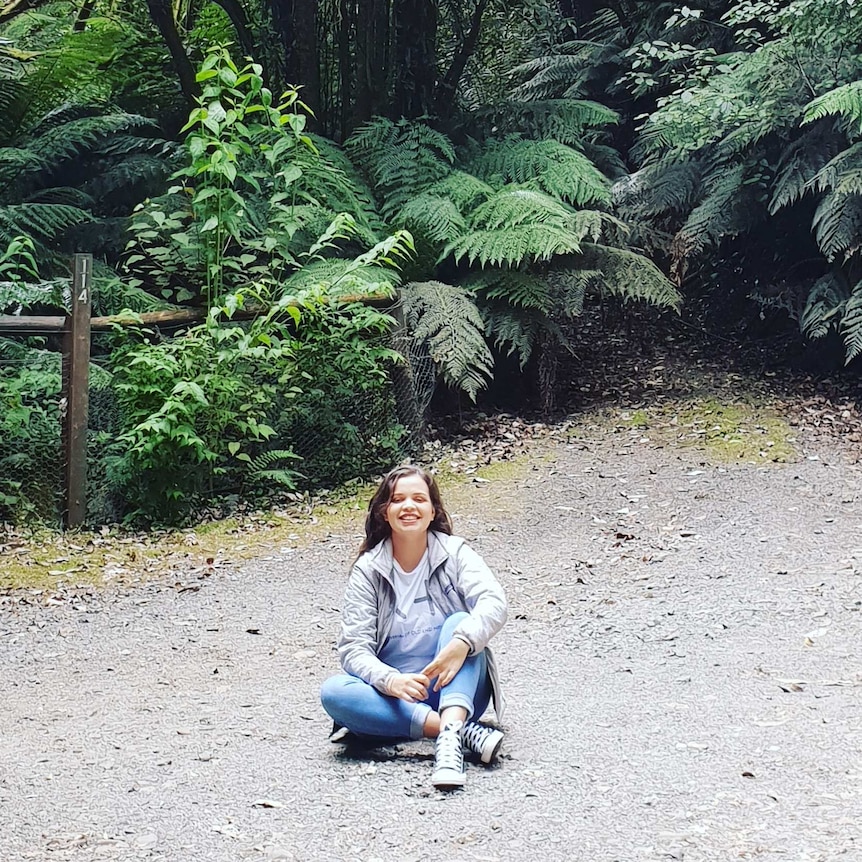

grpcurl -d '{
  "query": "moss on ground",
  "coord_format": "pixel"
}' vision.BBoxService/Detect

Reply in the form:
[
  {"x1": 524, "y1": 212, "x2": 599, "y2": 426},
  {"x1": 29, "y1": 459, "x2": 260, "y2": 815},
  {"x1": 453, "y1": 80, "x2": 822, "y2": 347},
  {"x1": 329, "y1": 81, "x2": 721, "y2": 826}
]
[{"x1": 616, "y1": 397, "x2": 798, "y2": 463}]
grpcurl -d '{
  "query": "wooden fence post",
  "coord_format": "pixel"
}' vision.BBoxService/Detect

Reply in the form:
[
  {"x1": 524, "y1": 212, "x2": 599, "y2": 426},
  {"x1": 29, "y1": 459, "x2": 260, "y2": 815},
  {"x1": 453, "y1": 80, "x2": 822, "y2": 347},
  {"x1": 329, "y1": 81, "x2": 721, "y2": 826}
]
[{"x1": 62, "y1": 254, "x2": 92, "y2": 529}]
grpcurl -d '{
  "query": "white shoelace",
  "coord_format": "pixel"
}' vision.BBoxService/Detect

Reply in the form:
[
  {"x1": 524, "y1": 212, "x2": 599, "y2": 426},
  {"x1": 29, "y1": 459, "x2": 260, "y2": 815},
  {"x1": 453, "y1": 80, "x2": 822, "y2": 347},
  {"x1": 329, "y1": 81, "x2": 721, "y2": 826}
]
[{"x1": 435, "y1": 723, "x2": 464, "y2": 772}]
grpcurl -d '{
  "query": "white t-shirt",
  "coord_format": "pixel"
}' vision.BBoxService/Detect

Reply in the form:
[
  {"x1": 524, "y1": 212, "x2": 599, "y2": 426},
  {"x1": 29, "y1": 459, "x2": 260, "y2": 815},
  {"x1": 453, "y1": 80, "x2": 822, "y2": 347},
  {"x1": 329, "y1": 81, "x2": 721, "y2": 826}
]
[{"x1": 378, "y1": 550, "x2": 444, "y2": 674}]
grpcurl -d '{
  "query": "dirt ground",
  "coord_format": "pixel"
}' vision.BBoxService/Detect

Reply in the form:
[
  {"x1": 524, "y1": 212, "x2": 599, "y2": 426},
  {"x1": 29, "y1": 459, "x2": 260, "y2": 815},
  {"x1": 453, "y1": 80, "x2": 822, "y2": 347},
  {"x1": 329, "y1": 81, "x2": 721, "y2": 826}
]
[{"x1": 2, "y1": 368, "x2": 861, "y2": 862}]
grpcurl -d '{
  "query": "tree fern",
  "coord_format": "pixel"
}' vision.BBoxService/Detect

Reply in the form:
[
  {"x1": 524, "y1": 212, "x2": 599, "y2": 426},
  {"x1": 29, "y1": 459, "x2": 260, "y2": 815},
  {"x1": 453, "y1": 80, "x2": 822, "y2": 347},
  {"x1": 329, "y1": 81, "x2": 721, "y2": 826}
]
[
  {"x1": 803, "y1": 81, "x2": 862, "y2": 132},
  {"x1": 575, "y1": 244, "x2": 682, "y2": 310},
  {"x1": 394, "y1": 193, "x2": 466, "y2": 245},
  {"x1": 0, "y1": 278, "x2": 68, "y2": 313},
  {"x1": 298, "y1": 135, "x2": 385, "y2": 236},
  {"x1": 800, "y1": 274, "x2": 849, "y2": 340},
  {"x1": 545, "y1": 266, "x2": 603, "y2": 318},
  {"x1": 840, "y1": 282, "x2": 862, "y2": 362},
  {"x1": 671, "y1": 163, "x2": 757, "y2": 261},
  {"x1": 346, "y1": 118, "x2": 455, "y2": 219},
  {"x1": 445, "y1": 223, "x2": 582, "y2": 267},
  {"x1": 510, "y1": 45, "x2": 606, "y2": 101},
  {"x1": 425, "y1": 170, "x2": 495, "y2": 212},
  {"x1": 467, "y1": 270, "x2": 554, "y2": 312},
  {"x1": 401, "y1": 280, "x2": 493, "y2": 400},
  {"x1": 479, "y1": 303, "x2": 548, "y2": 367},
  {"x1": 809, "y1": 142, "x2": 862, "y2": 195},
  {"x1": 812, "y1": 190, "x2": 862, "y2": 261},
  {"x1": 0, "y1": 202, "x2": 89, "y2": 248},
  {"x1": 25, "y1": 113, "x2": 155, "y2": 172},
  {"x1": 615, "y1": 158, "x2": 703, "y2": 219},
  {"x1": 473, "y1": 99, "x2": 619, "y2": 145},
  {"x1": 469, "y1": 187, "x2": 581, "y2": 230},
  {"x1": 770, "y1": 127, "x2": 846, "y2": 213},
  {"x1": 466, "y1": 136, "x2": 611, "y2": 206},
  {"x1": 441, "y1": 188, "x2": 617, "y2": 267}
]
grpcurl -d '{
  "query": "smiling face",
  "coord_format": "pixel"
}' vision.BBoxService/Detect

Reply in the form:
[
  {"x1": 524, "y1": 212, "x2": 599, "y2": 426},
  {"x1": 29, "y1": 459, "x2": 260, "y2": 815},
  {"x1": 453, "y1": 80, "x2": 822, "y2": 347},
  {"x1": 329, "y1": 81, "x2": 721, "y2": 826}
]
[{"x1": 384, "y1": 474, "x2": 435, "y2": 538}]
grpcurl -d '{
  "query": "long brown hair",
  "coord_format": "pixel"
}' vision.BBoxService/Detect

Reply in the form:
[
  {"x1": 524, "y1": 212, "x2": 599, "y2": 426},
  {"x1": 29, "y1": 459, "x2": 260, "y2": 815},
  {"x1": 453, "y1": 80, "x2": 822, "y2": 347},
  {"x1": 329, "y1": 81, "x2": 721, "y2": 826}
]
[{"x1": 357, "y1": 465, "x2": 452, "y2": 556}]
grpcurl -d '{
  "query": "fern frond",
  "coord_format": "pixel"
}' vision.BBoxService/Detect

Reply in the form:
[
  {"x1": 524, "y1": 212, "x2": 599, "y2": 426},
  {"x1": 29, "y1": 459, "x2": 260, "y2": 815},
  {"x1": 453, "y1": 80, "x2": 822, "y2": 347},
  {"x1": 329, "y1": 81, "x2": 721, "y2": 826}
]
[
  {"x1": 91, "y1": 274, "x2": 176, "y2": 316},
  {"x1": 466, "y1": 270, "x2": 554, "y2": 312},
  {"x1": 546, "y1": 267, "x2": 604, "y2": 318},
  {"x1": 770, "y1": 127, "x2": 846, "y2": 213},
  {"x1": 812, "y1": 191, "x2": 862, "y2": 261},
  {"x1": 671, "y1": 164, "x2": 755, "y2": 260},
  {"x1": 614, "y1": 158, "x2": 702, "y2": 218},
  {"x1": 425, "y1": 170, "x2": 495, "y2": 211},
  {"x1": 82, "y1": 154, "x2": 172, "y2": 204},
  {"x1": 346, "y1": 118, "x2": 455, "y2": 218},
  {"x1": 395, "y1": 194, "x2": 466, "y2": 245},
  {"x1": 0, "y1": 278, "x2": 67, "y2": 313},
  {"x1": 0, "y1": 147, "x2": 46, "y2": 191},
  {"x1": 246, "y1": 449, "x2": 302, "y2": 487},
  {"x1": 469, "y1": 187, "x2": 579, "y2": 229},
  {"x1": 841, "y1": 282, "x2": 862, "y2": 363},
  {"x1": 510, "y1": 48, "x2": 597, "y2": 101},
  {"x1": 0, "y1": 202, "x2": 89, "y2": 243},
  {"x1": 445, "y1": 224, "x2": 582, "y2": 267},
  {"x1": 576, "y1": 244, "x2": 682, "y2": 310},
  {"x1": 801, "y1": 274, "x2": 849, "y2": 340},
  {"x1": 401, "y1": 280, "x2": 493, "y2": 400},
  {"x1": 25, "y1": 186, "x2": 94, "y2": 208},
  {"x1": 803, "y1": 81, "x2": 862, "y2": 132},
  {"x1": 467, "y1": 137, "x2": 611, "y2": 206},
  {"x1": 475, "y1": 100, "x2": 619, "y2": 143},
  {"x1": 297, "y1": 136, "x2": 385, "y2": 234},
  {"x1": 809, "y1": 142, "x2": 862, "y2": 194},
  {"x1": 26, "y1": 113, "x2": 155, "y2": 169},
  {"x1": 480, "y1": 304, "x2": 546, "y2": 367},
  {"x1": 286, "y1": 257, "x2": 401, "y2": 297}
]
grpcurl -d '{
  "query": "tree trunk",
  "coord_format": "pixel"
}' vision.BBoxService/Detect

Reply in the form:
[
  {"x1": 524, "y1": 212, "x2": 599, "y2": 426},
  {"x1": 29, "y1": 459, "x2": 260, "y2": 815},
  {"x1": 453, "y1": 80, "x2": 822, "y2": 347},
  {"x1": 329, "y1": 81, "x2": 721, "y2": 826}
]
[
  {"x1": 537, "y1": 332, "x2": 559, "y2": 420},
  {"x1": 270, "y1": 0, "x2": 321, "y2": 117},
  {"x1": 392, "y1": 0, "x2": 437, "y2": 118},
  {"x1": 434, "y1": 0, "x2": 488, "y2": 114},
  {"x1": 210, "y1": 0, "x2": 257, "y2": 61},
  {"x1": 354, "y1": 0, "x2": 391, "y2": 124},
  {"x1": 145, "y1": 0, "x2": 199, "y2": 105}
]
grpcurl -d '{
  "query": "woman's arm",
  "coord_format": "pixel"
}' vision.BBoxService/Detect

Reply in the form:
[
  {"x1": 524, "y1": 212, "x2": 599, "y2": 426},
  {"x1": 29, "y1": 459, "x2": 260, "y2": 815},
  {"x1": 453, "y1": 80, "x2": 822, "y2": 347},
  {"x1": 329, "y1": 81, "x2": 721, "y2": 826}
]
[
  {"x1": 449, "y1": 541, "x2": 508, "y2": 654},
  {"x1": 337, "y1": 565, "x2": 400, "y2": 694}
]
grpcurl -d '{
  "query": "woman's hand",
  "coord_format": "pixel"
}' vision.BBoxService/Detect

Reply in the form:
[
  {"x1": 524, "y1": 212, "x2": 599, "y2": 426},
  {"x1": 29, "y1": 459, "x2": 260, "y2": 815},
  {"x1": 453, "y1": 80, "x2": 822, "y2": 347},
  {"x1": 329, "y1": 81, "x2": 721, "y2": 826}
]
[
  {"x1": 387, "y1": 672, "x2": 430, "y2": 703},
  {"x1": 422, "y1": 638, "x2": 470, "y2": 692}
]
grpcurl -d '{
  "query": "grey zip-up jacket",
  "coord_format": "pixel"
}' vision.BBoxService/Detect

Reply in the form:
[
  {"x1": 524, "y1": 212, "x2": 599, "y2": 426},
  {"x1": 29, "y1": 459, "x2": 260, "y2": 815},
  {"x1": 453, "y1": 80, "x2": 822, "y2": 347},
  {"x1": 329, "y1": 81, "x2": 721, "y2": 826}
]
[{"x1": 338, "y1": 531, "x2": 508, "y2": 720}]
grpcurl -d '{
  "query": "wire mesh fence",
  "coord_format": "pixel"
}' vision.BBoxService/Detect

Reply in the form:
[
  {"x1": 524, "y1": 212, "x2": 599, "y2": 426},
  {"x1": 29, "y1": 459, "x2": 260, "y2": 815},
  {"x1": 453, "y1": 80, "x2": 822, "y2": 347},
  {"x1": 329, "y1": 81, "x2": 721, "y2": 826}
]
[
  {"x1": 0, "y1": 303, "x2": 436, "y2": 528},
  {"x1": 0, "y1": 343, "x2": 65, "y2": 527}
]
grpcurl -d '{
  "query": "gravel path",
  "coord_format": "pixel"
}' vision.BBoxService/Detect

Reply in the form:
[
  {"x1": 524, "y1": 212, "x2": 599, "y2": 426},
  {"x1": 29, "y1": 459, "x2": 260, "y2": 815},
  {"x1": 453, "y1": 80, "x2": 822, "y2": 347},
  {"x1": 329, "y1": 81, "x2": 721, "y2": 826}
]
[{"x1": 2, "y1": 422, "x2": 861, "y2": 862}]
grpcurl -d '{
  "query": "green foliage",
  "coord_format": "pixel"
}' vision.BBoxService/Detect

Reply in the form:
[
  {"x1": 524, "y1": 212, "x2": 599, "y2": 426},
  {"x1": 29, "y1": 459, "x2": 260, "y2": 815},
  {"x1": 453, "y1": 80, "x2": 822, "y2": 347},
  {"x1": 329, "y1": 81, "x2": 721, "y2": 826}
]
[
  {"x1": 124, "y1": 48, "x2": 398, "y2": 308},
  {"x1": 803, "y1": 81, "x2": 862, "y2": 132},
  {"x1": 401, "y1": 281, "x2": 493, "y2": 401},
  {"x1": 107, "y1": 306, "x2": 297, "y2": 521},
  {"x1": 0, "y1": 338, "x2": 61, "y2": 524},
  {"x1": 344, "y1": 115, "x2": 679, "y2": 401},
  {"x1": 473, "y1": 99, "x2": 620, "y2": 145},
  {"x1": 800, "y1": 273, "x2": 862, "y2": 363},
  {"x1": 275, "y1": 303, "x2": 407, "y2": 487},
  {"x1": 346, "y1": 118, "x2": 455, "y2": 220},
  {"x1": 466, "y1": 137, "x2": 611, "y2": 206}
]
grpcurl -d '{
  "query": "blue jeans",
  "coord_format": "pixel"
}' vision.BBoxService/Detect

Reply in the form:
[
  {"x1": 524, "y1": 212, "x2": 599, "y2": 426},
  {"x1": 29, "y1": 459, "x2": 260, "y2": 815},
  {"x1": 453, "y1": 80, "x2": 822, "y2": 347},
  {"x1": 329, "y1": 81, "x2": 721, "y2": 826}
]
[{"x1": 320, "y1": 612, "x2": 492, "y2": 741}]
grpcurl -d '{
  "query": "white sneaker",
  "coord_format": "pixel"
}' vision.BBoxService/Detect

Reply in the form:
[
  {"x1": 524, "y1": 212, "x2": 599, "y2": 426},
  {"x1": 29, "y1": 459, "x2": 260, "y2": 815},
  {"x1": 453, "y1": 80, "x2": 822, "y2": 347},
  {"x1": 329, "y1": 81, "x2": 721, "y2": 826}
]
[
  {"x1": 462, "y1": 720, "x2": 504, "y2": 764},
  {"x1": 432, "y1": 721, "x2": 465, "y2": 789}
]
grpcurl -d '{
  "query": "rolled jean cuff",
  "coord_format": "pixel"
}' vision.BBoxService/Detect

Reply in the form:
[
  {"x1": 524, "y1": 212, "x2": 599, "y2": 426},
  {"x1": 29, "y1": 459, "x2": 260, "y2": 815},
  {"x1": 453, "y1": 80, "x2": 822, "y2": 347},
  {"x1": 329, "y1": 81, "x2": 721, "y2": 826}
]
[
  {"x1": 410, "y1": 702, "x2": 433, "y2": 740},
  {"x1": 438, "y1": 691, "x2": 474, "y2": 719}
]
